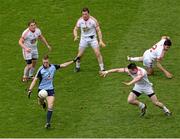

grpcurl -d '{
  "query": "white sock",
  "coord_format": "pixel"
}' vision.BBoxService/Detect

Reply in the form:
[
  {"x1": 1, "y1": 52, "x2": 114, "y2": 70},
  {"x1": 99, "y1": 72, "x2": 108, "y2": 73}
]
[
  {"x1": 129, "y1": 57, "x2": 143, "y2": 62},
  {"x1": 163, "y1": 106, "x2": 170, "y2": 113},
  {"x1": 138, "y1": 102, "x2": 145, "y2": 110},
  {"x1": 76, "y1": 61, "x2": 80, "y2": 68},
  {"x1": 29, "y1": 67, "x2": 35, "y2": 77},
  {"x1": 99, "y1": 63, "x2": 104, "y2": 71}
]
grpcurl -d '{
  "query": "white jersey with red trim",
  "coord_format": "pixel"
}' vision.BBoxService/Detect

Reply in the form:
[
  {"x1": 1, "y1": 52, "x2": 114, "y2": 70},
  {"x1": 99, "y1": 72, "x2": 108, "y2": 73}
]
[
  {"x1": 148, "y1": 39, "x2": 166, "y2": 60},
  {"x1": 127, "y1": 67, "x2": 152, "y2": 86},
  {"x1": 76, "y1": 17, "x2": 98, "y2": 38},
  {"x1": 21, "y1": 28, "x2": 41, "y2": 49}
]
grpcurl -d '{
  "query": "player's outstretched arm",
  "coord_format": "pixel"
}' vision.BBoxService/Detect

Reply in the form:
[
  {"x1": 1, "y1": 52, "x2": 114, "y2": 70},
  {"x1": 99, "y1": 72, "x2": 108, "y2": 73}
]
[
  {"x1": 156, "y1": 61, "x2": 173, "y2": 78},
  {"x1": 100, "y1": 68, "x2": 127, "y2": 77},
  {"x1": 28, "y1": 77, "x2": 38, "y2": 98},
  {"x1": 58, "y1": 57, "x2": 80, "y2": 68},
  {"x1": 59, "y1": 60, "x2": 74, "y2": 68}
]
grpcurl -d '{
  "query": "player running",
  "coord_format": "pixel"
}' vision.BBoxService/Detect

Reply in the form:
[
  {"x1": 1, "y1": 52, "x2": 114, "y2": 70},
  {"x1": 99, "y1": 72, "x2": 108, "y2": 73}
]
[
  {"x1": 27, "y1": 55, "x2": 77, "y2": 129},
  {"x1": 100, "y1": 63, "x2": 171, "y2": 116},
  {"x1": 127, "y1": 36, "x2": 172, "y2": 78},
  {"x1": 73, "y1": 7, "x2": 106, "y2": 72},
  {"x1": 19, "y1": 19, "x2": 52, "y2": 82}
]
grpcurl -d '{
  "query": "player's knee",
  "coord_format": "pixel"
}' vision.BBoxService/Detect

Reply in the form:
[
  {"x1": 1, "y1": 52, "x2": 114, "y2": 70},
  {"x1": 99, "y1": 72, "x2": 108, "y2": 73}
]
[
  {"x1": 147, "y1": 69, "x2": 154, "y2": 75},
  {"x1": 31, "y1": 63, "x2": 36, "y2": 67},
  {"x1": 48, "y1": 102, "x2": 54, "y2": 109},
  {"x1": 127, "y1": 98, "x2": 134, "y2": 104},
  {"x1": 27, "y1": 64, "x2": 32, "y2": 69},
  {"x1": 152, "y1": 100, "x2": 159, "y2": 106},
  {"x1": 95, "y1": 51, "x2": 101, "y2": 57}
]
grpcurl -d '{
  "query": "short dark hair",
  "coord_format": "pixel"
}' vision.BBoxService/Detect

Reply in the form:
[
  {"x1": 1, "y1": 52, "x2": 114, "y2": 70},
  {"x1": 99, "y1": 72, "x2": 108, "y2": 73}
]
[
  {"x1": 43, "y1": 55, "x2": 49, "y2": 60},
  {"x1": 82, "y1": 7, "x2": 89, "y2": 13},
  {"x1": 28, "y1": 19, "x2": 36, "y2": 26},
  {"x1": 127, "y1": 63, "x2": 137, "y2": 69},
  {"x1": 164, "y1": 39, "x2": 172, "y2": 46}
]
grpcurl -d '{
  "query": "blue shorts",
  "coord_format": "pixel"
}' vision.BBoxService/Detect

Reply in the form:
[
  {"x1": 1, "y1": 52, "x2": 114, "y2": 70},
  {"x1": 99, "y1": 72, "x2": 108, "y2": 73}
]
[{"x1": 38, "y1": 89, "x2": 55, "y2": 96}]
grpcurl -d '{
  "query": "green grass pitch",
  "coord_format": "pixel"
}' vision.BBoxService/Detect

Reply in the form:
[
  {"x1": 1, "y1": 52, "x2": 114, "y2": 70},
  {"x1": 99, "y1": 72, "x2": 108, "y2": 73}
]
[{"x1": 0, "y1": 0, "x2": 180, "y2": 137}]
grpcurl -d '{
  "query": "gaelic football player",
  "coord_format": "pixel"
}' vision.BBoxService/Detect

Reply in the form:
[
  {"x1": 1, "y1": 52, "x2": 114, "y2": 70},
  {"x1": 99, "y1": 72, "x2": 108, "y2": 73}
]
[
  {"x1": 73, "y1": 7, "x2": 106, "y2": 72},
  {"x1": 127, "y1": 36, "x2": 172, "y2": 78},
  {"x1": 19, "y1": 19, "x2": 52, "y2": 82},
  {"x1": 100, "y1": 63, "x2": 171, "y2": 116},
  {"x1": 28, "y1": 55, "x2": 77, "y2": 128}
]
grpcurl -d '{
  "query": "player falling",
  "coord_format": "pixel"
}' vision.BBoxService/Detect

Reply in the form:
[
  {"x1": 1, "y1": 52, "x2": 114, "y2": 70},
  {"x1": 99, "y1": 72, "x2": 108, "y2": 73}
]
[{"x1": 127, "y1": 36, "x2": 172, "y2": 78}]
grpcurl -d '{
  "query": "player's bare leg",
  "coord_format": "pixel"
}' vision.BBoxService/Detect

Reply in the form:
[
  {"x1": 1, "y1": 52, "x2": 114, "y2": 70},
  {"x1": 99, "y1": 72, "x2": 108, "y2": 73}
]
[
  {"x1": 150, "y1": 94, "x2": 171, "y2": 116},
  {"x1": 146, "y1": 67, "x2": 154, "y2": 75},
  {"x1": 128, "y1": 92, "x2": 147, "y2": 116},
  {"x1": 29, "y1": 59, "x2": 37, "y2": 79},
  {"x1": 23, "y1": 64, "x2": 31, "y2": 82},
  {"x1": 75, "y1": 48, "x2": 85, "y2": 72},
  {"x1": 127, "y1": 56, "x2": 143, "y2": 62},
  {"x1": 45, "y1": 96, "x2": 55, "y2": 128},
  {"x1": 92, "y1": 47, "x2": 104, "y2": 71}
]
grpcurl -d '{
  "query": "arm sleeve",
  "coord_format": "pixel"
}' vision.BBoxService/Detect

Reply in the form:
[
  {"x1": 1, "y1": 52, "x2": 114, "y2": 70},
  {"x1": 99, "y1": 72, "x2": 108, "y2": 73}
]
[
  {"x1": 124, "y1": 68, "x2": 129, "y2": 73},
  {"x1": 22, "y1": 30, "x2": 28, "y2": 39},
  {"x1": 54, "y1": 64, "x2": 60, "y2": 70},
  {"x1": 36, "y1": 70, "x2": 41, "y2": 79},
  {"x1": 76, "y1": 19, "x2": 81, "y2": 28},
  {"x1": 37, "y1": 28, "x2": 42, "y2": 36},
  {"x1": 91, "y1": 16, "x2": 99, "y2": 28},
  {"x1": 137, "y1": 69, "x2": 145, "y2": 77}
]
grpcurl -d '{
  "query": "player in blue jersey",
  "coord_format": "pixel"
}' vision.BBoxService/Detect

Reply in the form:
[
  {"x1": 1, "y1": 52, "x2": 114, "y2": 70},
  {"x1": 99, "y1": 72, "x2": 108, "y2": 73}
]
[{"x1": 27, "y1": 55, "x2": 78, "y2": 128}]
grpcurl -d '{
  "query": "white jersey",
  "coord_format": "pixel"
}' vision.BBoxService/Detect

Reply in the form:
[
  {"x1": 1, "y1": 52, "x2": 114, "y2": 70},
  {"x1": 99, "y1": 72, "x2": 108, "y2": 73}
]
[
  {"x1": 148, "y1": 39, "x2": 166, "y2": 60},
  {"x1": 21, "y1": 28, "x2": 41, "y2": 50},
  {"x1": 127, "y1": 67, "x2": 153, "y2": 86},
  {"x1": 76, "y1": 16, "x2": 98, "y2": 38}
]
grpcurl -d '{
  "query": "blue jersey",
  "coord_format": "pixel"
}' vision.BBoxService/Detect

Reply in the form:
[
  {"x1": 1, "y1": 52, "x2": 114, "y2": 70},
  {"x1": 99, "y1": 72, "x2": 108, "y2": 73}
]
[{"x1": 35, "y1": 64, "x2": 60, "y2": 90}]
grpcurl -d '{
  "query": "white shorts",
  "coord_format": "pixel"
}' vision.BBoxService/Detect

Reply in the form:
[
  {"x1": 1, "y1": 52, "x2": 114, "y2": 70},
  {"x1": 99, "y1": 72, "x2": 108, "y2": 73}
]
[
  {"x1": 143, "y1": 50, "x2": 154, "y2": 68},
  {"x1": 133, "y1": 83, "x2": 154, "y2": 96},
  {"x1": 22, "y1": 48, "x2": 38, "y2": 60},
  {"x1": 79, "y1": 36, "x2": 99, "y2": 49}
]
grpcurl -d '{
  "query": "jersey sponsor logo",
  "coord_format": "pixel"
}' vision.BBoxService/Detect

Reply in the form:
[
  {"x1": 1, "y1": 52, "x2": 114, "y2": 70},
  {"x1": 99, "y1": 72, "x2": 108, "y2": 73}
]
[{"x1": 82, "y1": 27, "x2": 90, "y2": 32}]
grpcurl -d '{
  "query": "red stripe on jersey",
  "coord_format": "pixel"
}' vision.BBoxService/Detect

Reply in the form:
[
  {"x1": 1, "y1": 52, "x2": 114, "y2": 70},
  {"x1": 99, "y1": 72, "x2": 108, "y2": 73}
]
[
  {"x1": 76, "y1": 17, "x2": 83, "y2": 27},
  {"x1": 90, "y1": 16, "x2": 99, "y2": 27},
  {"x1": 22, "y1": 29, "x2": 30, "y2": 39}
]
